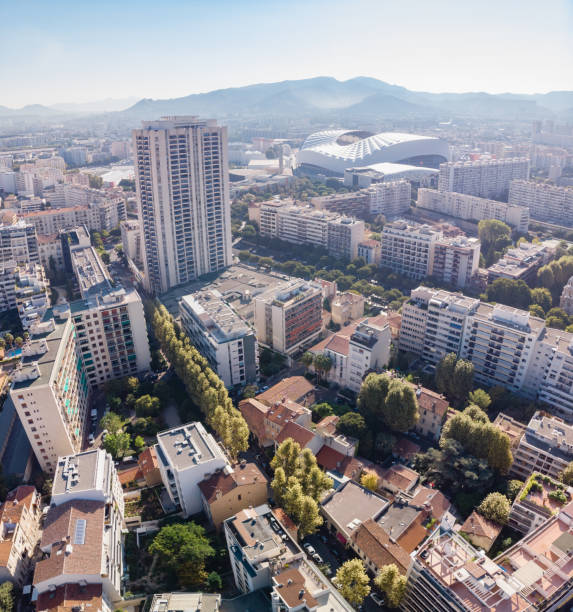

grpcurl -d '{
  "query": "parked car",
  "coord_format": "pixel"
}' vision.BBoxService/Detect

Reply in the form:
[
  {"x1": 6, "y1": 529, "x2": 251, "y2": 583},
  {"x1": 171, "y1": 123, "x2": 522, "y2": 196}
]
[
  {"x1": 303, "y1": 543, "x2": 316, "y2": 555},
  {"x1": 88, "y1": 434, "x2": 95, "y2": 445},
  {"x1": 312, "y1": 553, "x2": 323, "y2": 564}
]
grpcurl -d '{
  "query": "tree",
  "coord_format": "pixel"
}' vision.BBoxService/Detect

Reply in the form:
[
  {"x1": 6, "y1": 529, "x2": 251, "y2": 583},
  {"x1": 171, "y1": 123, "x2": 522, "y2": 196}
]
[
  {"x1": 241, "y1": 385, "x2": 257, "y2": 399},
  {"x1": 150, "y1": 522, "x2": 215, "y2": 587},
  {"x1": 361, "y1": 471, "x2": 379, "y2": 492},
  {"x1": 561, "y1": 461, "x2": 573, "y2": 486},
  {"x1": 485, "y1": 278, "x2": 531, "y2": 309},
  {"x1": 435, "y1": 352, "x2": 456, "y2": 396},
  {"x1": 382, "y1": 379, "x2": 419, "y2": 432},
  {"x1": 467, "y1": 389, "x2": 491, "y2": 411},
  {"x1": 531, "y1": 287, "x2": 552, "y2": 313},
  {"x1": 375, "y1": 431, "x2": 396, "y2": 458},
  {"x1": 436, "y1": 353, "x2": 474, "y2": 406},
  {"x1": 545, "y1": 307, "x2": 570, "y2": 330},
  {"x1": 463, "y1": 404, "x2": 489, "y2": 424},
  {"x1": 357, "y1": 373, "x2": 391, "y2": 425},
  {"x1": 337, "y1": 412, "x2": 366, "y2": 439},
  {"x1": 375, "y1": 564, "x2": 407, "y2": 608},
  {"x1": 89, "y1": 174, "x2": 103, "y2": 189},
  {"x1": 103, "y1": 431, "x2": 131, "y2": 459},
  {"x1": 206, "y1": 571, "x2": 222, "y2": 592},
  {"x1": 100, "y1": 252, "x2": 111, "y2": 265},
  {"x1": 313, "y1": 353, "x2": 333, "y2": 383},
  {"x1": 529, "y1": 304, "x2": 545, "y2": 318},
  {"x1": 301, "y1": 351, "x2": 315, "y2": 373},
  {"x1": 3, "y1": 333, "x2": 13, "y2": 348},
  {"x1": 312, "y1": 402, "x2": 333, "y2": 420},
  {"x1": 14, "y1": 336, "x2": 23, "y2": 347},
  {"x1": 478, "y1": 219, "x2": 511, "y2": 266},
  {"x1": 0, "y1": 581, "x2": 14, "y2": 612},
  {"x1": 100, "y1": 412, "x2": 123, "y2": 434},
  {"x1": 478, "y1": 492, "x2": 510, "y2": 524},
  {"x1": 134, "y1": 435, "x2": 145, "y2": 453},
  {"x1": 506, "y1": 479, "x2": 524, "y2": 502},
  {"x1": 334, "y1": 559, "x2": 370, "y2": 606},
  {"x1": 134, "y1": 394, "x2": 161, "y2": 417}
]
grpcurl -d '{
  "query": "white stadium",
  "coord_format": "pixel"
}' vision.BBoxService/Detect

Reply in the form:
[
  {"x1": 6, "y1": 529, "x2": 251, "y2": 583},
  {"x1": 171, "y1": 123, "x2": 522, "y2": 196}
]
[{"x1": 296, "y1": 129, "x2": 449, "y2": 177}]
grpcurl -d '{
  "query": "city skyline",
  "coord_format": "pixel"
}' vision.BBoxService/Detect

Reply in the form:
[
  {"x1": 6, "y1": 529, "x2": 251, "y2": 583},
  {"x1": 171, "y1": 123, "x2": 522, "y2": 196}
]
[{"x1": 1, "y1": 0, "x2": 572, "y2": 108}]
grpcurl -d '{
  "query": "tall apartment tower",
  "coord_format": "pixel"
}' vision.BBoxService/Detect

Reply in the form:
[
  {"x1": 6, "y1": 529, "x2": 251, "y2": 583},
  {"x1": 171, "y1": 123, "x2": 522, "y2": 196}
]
[{"x1": 133, "y1": 116, "x2": 232, "y2": 294}]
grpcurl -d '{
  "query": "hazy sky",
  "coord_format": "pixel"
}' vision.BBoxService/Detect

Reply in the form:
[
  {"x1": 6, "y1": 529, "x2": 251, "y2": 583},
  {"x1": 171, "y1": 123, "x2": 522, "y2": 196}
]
[{"x1": 1, "y1": 0, "x2": 572, "y2": 108}]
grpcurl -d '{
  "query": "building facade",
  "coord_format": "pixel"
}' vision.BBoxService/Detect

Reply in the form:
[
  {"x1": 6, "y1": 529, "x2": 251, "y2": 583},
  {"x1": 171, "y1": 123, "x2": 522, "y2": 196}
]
[
  {"x1": 509, "y1": 179, "x2": 573, "y2": 226},
  {"x1": 120, "y1": 219, "x2": 142, "y2": 264},
  {"x1": 366, "y1": 179, "x2": 411, "y2": 217},
  {"x1": 430, "y1": 236, "x2": 480, "y2": 288},
  {"x1": 133, "y1": 116, "x2": 233, "y2": 294},
  {"x1": 0, "y1": 221, "x2": 39, "y2": 265}
]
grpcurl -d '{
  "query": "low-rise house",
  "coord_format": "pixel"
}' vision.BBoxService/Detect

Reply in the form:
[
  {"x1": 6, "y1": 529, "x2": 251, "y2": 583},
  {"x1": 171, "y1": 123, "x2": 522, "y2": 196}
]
[
  {"x1": 0, "y1": 485, "x2": 41, "y2": 586},
  {"x1": 410, "y1": 385, "x2": 449, "y2": 441},
  {"x1": 331, "y1": 292, "x2": 365, "y2": 326},
  {"x1": 493, "y1": 413, "x2": 526, "y2": 453},
  {"x1": 459, "y1": 510, "x2": 503, "y2": 552},
  {"x1": 199, "y1": 462, "x2": 269, "y2": 530},
  {"x1": 379, "y1": 464, "x2": 419, "y2": 496},
  {"x1": 36, "y1": 584, "x2": 108, "y2": 612},
  {"x1": 256, "y1": 376, "x2": 315, "y2": 407},
  {"x1": 138, "y1": 446, "x2": 162, "y2": 487}
]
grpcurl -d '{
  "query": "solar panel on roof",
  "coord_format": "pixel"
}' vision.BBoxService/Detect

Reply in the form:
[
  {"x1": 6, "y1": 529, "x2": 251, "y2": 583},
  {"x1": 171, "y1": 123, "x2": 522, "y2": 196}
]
[{"x1": 74, "y1": 518, "x2": 86, "y2": 544}]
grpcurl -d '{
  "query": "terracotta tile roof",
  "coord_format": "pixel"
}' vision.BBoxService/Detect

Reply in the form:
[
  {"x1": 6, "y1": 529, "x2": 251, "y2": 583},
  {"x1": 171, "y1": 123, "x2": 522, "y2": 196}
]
[
  {"x1": 410, "y1": 486, "x2": 451, "y2": 521},
  {"x1": 397, "y1": 515, "x2": 428, "y2": 553},
  {"x1": 350, "y1": 518, "x2": 410, "y2": 573},
  {"x1": 118, "y1": 465, "x2": 143, "y2": 485},
  {"x1": 266, "y1": 401, "x2": 305, "y2": 426},
  {"x1": 381, "y1": 464, "x2": 419, "y2": 492},
  {"x1": 316, "y1": 446, "x2": 365, "y2": 480},
  {"x1": 239, "y1": 397, "x2": 269, "y2": 442},
  {"x1": 392, "y1": 437, "x2": 421, "y2": 460},
  {"x1": 323, "y1": 334, "x2": 350, "y2": 356},
  {"x1": 408, "y1": 383, "x2": 449, "y2": 418},
  {"x1": 35, "y1": 500, "x2": 104, "y2": 585},
  {"x1": 276, "y1": 422, "x2": 315, "y2": 448},
  {"x1": 0, "y1": 485, "x2": 36, "y2": 525},
  {"x1": 138, "y1": 446, "x2": 159, "y2": 476},
  {"x1": 198, "y1": 462, "x2": 268, "y2": 504},
  {"x1": 36, "y1": 583, "x2": 103, "y2": 612},
  {"x1": 461, "y1": 511, "x2": 503, "y2": 540},
  {"x1": 272, "y1": 507, "x2": 298, "y2": 540},
  {"x1": 257, "y1": 376, "x2": 314, "y2": 406},
  {"x1": 273, "y1": 567, "x2": 318, "y2": 609},
  {"x1": 316, "y1": 415, "x2": 339, "y2": 436}
]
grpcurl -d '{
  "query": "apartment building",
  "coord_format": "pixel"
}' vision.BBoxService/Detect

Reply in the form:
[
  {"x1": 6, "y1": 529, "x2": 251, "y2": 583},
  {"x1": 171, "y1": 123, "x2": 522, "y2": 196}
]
[
  {"x1": 133, "y1": 116, "x2": 233, "y2": 294},
  {"x1": 14, "y1": 263, "x2": 50, "y2": 329},
  {"x1": 311, "y1": 191, "x2": 370, "y2": 217},
  {"x1": 259, "y1": 200, "x2": 365, "y2": 260},
  {"x1": 120, "y1": 219, "x2": 142, "y2": 264},
  {"x1": 331, "y1": 291, "x2": 364, "y2": 326},
  {"x1": 37, "y1": 233, "x2": 64, "y2": 271},
  {"x1": 430, "y1": 235, "x2": 480, "y2": 288},
  {"x1": 0, "y1": 220, "x2": 39, "y2": 265},
  {"x1": 381, "y1": 220, "x2": 441, "y2": 280},
  {"x1": 34, "y1": 449, "x2": 124, "y2": 611},
  {"x1": 10, "y1": 306, "x2": 91, "y2": 473},
  {"x1": 560, "y1": 276, "x2": 573, "y2": 315},
  {"x1": 438, "y1": 158, "x2": 530, "y2": 199},
  {"x1": 156, "y1": 422, "x2": 228, "y2": 517},
  {"x1": 357, "y1": 239, "x2": 381, "y2": 264},
  {"x1": 179, "y1": 289, "x2": 258, "y2": 388},
  {"x1": 198, "y1": 461, "x2": 269, "y2": 530},
  {"x1": 0, "y1": 486, "x2": 41, "y2": 586},
  {"x1": 149, "y1": 594, "x2": 221, "y2": 612},
  {"x1": 410, "y1": 384, "x2": 449, "y2": 441},
  {"x1": 487, "y1": 240, "x2": 557, "y2": 285},
  {"x1": 366, "y1": 179, "x2": 411, "y2": 217},
  {"x1": 417, "y1": 188, "x2": 530, "y2": 233},
  {"x1": 509, "y1": 179, "x2": 573, "y2": 226},
  {"x1": 254, "y1": 279, "x2": 323, "y2": 356},
  {"x1": 509, "y1": 412, "x2": 573, "y2": 481}
]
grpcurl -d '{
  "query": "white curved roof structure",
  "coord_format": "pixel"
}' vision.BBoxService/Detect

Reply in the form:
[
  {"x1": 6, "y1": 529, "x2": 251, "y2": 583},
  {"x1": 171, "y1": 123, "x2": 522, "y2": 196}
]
[{"x1": 297, "y1": 129, "x2": 449, "y2": 176}]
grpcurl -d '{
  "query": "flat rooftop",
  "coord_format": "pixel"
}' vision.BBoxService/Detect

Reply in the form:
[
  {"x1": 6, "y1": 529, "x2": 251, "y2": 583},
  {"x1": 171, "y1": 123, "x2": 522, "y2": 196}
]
[
  {"x1": 156, "y1": 422, "x2": 226, "y2": 471},
  {"x1": 70, "y1": 245, "x2": 112, "y2": 298},
  {"x1": 52, "y1": 449, "x2": 109, "y2": 497},
  {"x1": 150, "y1": 593, "x2": 221, "y2": 612}
]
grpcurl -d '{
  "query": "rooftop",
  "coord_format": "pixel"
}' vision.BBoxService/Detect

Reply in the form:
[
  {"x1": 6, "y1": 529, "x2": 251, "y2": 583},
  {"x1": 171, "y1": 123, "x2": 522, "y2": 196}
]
[
  {"x1": 256, "y1": 376, "x2": 314, "y2": 406},
  {"x1": 36, "y1": 583, "x2": 104, "y2": 612},
  {"x1": 350, "y1": 518, "x2": 411, "y2": 573},
  {"x1": 275, "y1": 421, "x2": 316, "y2": 449},
  {"x1": 461, "y1": 510, "x2": 503, "y2": 542},
  {"x1": 52, "y1": 449, "x2": 112, "y2": 498},
  {"x1": 70, "y1": 245, "x2": 112, "y2": 298},
  {"x1": 493, "y1": 413, "x2": 527, "y2": 448},
  {"x1": 157, "y1": 422, "x2": 226, "y2": 471},
  {"x1": 377, "y1": 500, "x2": 428, "y2": 552},
  {"x1": 150, "y1": 593, "x2": 221, "y2": 612},
  {"x1": 379, "y1": 464, "x2": 419, "y2": 493},
  {"x1": 198, "y1": 462, "x2": 268, "y2": 504}
]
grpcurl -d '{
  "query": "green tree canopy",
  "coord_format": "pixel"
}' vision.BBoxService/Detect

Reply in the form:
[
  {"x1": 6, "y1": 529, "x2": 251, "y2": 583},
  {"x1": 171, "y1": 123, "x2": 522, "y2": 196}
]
[
  {"x1": 383, "y1": 379, "x2": 419, "y2": 432},
  {"x1": 478, "y1": 219, "x2": 511, "y2": 266},
  {"x1": 103, "y1": 431, "x2": 131, "y2": 459},
  {"x1": 561, "y1": 461, "x2": 573, "y2": 486},
  {"x1": 477, "y1": 492, "x2": 511, "y2": 524},
  {"x1": 334, "y1": 559, "x2": 370, "y2": 606},
  {"x1": 467, "y1": 389, "x2": 491, "y2": 411},
  {"x1": 484, "y1": 278, "x2": 532, "y2": 309},
  {"x1": 100, "y1": 411, "x2": 123, "y2": 434},
  {"x1": 0, "y1": 581, "x2": 14, "y2": 612},
  {"x1": 436, "y1": 353, "x2": 474, "y2": 407},
  {"x1": 375, "y1": 564, "x2": 407, "y2": 608},
  {"x1": 134, "y1": 394, "x2": 161, "y2": 417},
  {"x1": 357, "y1": 372, "x2": 391, "y2": 425},
  {"x1": 336, "y1": 412, "x2": 366, "y2": 439}
]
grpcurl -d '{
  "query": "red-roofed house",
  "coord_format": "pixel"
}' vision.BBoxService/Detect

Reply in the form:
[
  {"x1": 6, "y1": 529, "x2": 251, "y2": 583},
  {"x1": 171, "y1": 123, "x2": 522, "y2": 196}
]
[
  {"x1": 138, "y1": 446, "x2": 162, "y2": 487},
  {"x1": 276, "y1": 422, "x2": 322, "y2": 453},
  {"x1": 460, "y1": 511, "x2": 503, "y2": 552},
  {"x1": 409, "y1": 384, "x2": 449, "y2": 441},
  {"x1": 379, "y1": 464, "x2": 419, "y2": 495}
]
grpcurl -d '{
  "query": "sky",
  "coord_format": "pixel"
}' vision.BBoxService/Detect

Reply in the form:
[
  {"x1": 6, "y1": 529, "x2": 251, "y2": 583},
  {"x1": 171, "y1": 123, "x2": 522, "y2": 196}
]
[{"x1": 1, "y1": 0, "x2": 572, "y2": 108}]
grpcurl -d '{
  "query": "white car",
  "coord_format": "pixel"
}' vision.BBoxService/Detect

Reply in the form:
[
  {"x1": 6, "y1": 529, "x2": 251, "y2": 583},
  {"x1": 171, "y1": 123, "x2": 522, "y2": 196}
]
[
  {"x1": 88, "y1": 434, "x2": 95, "y2": 445},
  {"x1": 303, "y1": 543, "x2": 316, "y2": 555}
]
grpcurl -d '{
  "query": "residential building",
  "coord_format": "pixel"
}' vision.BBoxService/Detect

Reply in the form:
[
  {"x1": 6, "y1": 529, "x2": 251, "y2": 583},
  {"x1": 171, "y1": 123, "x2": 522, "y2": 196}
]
[
  {"x1": 560, "y1": 276, "x2": 573, "y2": 315},
  {"x1": 37, "y1": 233, "x2": 64, "y2": 271},
  {"x1": 149, "y1": 593, "x2": 221, "y2": 612},
  {"x1": 493, "y1": 413, "x2": 527, "y2": 452},
  {"x1": 0, "y1": 220, "x2": 39, "y2": 265},
  {"x1": 239, "y1": 397, "x2": 311, "y2": 448},
  {"x1": 509, "y1": 179, "x2": 573, "y2": 226},
  {"x1": 487, "y1": 240, "x2": 557, "y2": 284},
  {"x1": 509, "y1": 473, "x2": 572, "y2": 534},
  {"x1": 417, "y1": 188, "x2": 530, "y2": 233},
  {"x1": 138, "y1": 446, "x2": 162, "y2": 487},
  {"x1": 366, "y1": 179, "x2": 412, "y2": 217},
  {"x1": 430, "y1": 235, "x2": 480, "y2": 288},
  {"x1": 14, "y1": 263, "x2": 50, "y2": 329},
  {"x1": 460, "y1": 510, "x2": 502, "y2": 552},
  {"x1": 331, "y1": 292, "x2": 365, "y2": 326},
  {"x1": 259, "y1": 200, "x2": 365, "y2": 260},
  {"x1": 438, "y1": 158, "x2": 530, "y2": 199},
  {"x1": 156, "y1": 422, "x2": 228, "y2": 517},
  {"x1": 310, "y1": 191, "x2": 370, "y2": 218},
  {"x1": 198, "y1": 461, "x2": 269, "y2": 530},
  {"x1": 120, "y1": 219, "x2": 142, "y2": 264},
  {"x1": 381, "y1": 220, "x2": 441, "y2": 280},
  {"x1": 0, "y1": 486, "x2": 41, "y2": 586},
  {"x1": 255, "y1": 376, "x2": 315, "y2": 407},
  {"x1": 10, "y1": 307, "x2": 91, "y2": 472},
  {"x1": 509, "y1": 412, "x2": 573, "y2": 481},
  {"x1": 133, "y1": 116, "x2": 233, "y2": 294},
  {"x1": 34, "y1": 449, "x2": 124, "y2": 610},
  {"x1": 378, "y1": 464, "x2": 419, "y2": 496},
  {"x1": 314, "y1": 278, "x2": 337, "y2": 301},
  {"x1": 357, "y1": 239, "x2": 381, "y2": 264},
  {"x1": 179, "y1": 289, "x2": 258, "y2": 388},
  {"x1": 254, "y1": 279, "x2": 323, "y2": 356},
  {"x1": 410, "y1": 384, "x2": 449, "y2": 441}
]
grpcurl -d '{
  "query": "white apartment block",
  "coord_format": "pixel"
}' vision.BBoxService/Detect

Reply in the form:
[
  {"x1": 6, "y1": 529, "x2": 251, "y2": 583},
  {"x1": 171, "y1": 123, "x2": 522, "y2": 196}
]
[
  {"x1": 347, "y1": 317, "x2": 392, "y2": 392},
  {"x1": 120, "y1": 219, "x2": 142, "y2": 264},
  {"x1": 366, "y1": 179, "x2": 411, "y2": 217},
  {"x1": 0, "y1": 263, "x2": 17, "y2": 312},
  {"x1": 438, "y1": 158, "x2": 530, "y2": 199},
  {"x1": 156, "y1": 422, "x2": 228, "y2": 518},
  {"x1": 179, "y1": 289, "x2": 258, "y2": 388},
  {"x1": 37, "y1": 233, "x2": 65, "y2": 271},
  {"x1": 381, "y1": 220, "x2": 441, "y2": 280},
  {"x1": 10, "y1": 306, "x2": 91, "y2": 473},
  {"x1": 509, "y1": 412, "x2": 573, "y2": 481},
  {"x1": 430, "y1": 236, "x2": 480, "y2": 288},
  {"x1": 509, "y1": 179, "x2": 573, "y2": 226},
  {"x1": 15, "y1": 263, "x2": 50, "y2": 329},
  {"x1": 34, "y1": 449, "x2": 124, "y2": 609},
  {"x1": 133, "y1": 116, "x2": 233, "y2": 294},
  {"x1": 357, "y1": 239, "x2": 381, "y2": 264},
  {"x1": 0, "y1": 170, "x2": 16, "y2": 194},
  {"x1": 0, "y1": 220, "x2": 39, "y2": 265},
  {"x1": 417, "y1": 188, "x2": 530, "y2": 233},
  {"x1": 254, "y1": 280, "x2": 323, "y2": 356},
  {"x1": 331, "y1": 292, "x2": 365, "y2": 326},
  {"x1": 16, "y1": 172, "x2": 35, "y2": 197},
  {"x1": 259, "y1": 201, "x2": 364, "y2": 260},
  {"x1": 560, "y1": 276, "x2": 573, "y2": 315}
]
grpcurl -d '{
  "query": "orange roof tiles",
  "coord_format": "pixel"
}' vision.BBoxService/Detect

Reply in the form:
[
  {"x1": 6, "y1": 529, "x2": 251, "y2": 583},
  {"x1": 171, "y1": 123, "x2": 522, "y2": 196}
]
[
  {"x1": 392, "y1": 437, "x2": 421, "y2": 460},
  {"x1": 273, "y1": 567, "x2": 318, "y2": 609},
  {"x1": 198, "y1": 462, "x2": 268, "y2": 504},
  {"x1": 411, "y1": 486, "x2": 451, "y2": 521},
  {"x1": 256, "y1": 376, "x2": 314, "y2": 406},
  {"x1": 350, "y1": 518, "x2": 410, "y2": 573},
  {"x1": 276, "y1": 422, "x2": 315, "y2": 448},
  {"x1": 381, "y1": 464, "x2": 419, "y2": 492},
  {"x1": 461, "y1": 510, "x2": 503, "y2": 541},
  {"x1": 138, "y1": 446, "x2": 159, "y2": 476},
  {"x1": 36, "y1": 583, "x2": 103, "y2": 612}
]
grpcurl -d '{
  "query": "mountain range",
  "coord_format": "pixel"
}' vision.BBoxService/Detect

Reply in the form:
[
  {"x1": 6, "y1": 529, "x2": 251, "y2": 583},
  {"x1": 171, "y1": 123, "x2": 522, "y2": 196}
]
[{"x1": 2, "y1": 77, "x2": 573, "y2": 122}]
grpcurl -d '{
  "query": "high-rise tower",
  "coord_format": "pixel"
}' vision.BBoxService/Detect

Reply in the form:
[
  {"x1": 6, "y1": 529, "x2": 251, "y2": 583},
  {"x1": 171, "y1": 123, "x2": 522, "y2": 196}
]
[{"x1": 133, "y1": 116, "x2": 232, "y2": 294}]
